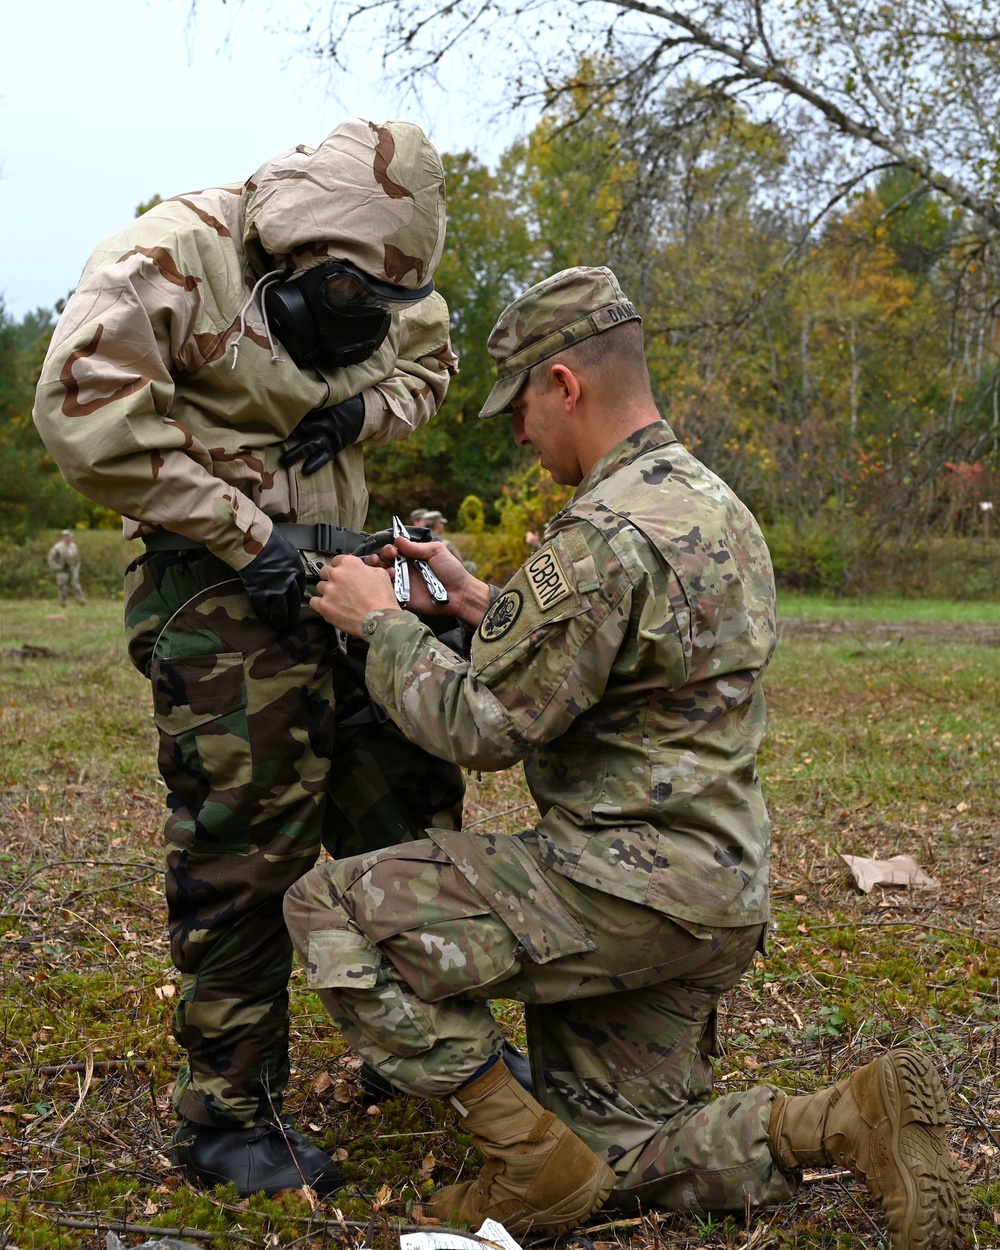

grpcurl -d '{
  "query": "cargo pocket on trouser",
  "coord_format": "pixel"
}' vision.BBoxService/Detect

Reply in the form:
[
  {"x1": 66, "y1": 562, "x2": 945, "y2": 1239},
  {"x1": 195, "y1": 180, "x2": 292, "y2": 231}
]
[
  {"x1": 425, "y1": 827, "x2": 598, "y2": 966},
  {"x1": 323, "y1": 839, "x2": 522, "y2": 1003},
  {"x1": 152, "y1": 650, "x2": 252, "y2": 849},
  {"x1": 285, "y1": 841, "x2": 518, "y2": 1091}
]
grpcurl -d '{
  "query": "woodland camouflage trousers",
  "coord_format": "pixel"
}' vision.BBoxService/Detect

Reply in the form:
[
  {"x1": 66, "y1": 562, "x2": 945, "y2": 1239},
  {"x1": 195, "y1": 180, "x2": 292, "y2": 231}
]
[
  {"x1": 284, "y1": 829, "x2": 798, "y2": 1213},
  {"x1": 124, "y1": 549, "x2": 465, "y2": 1129}
]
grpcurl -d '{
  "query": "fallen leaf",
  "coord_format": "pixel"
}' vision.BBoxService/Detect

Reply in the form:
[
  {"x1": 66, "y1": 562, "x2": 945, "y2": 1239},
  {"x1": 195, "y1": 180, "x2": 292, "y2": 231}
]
[
  {"x1": 311, "y1": 1070, "x2": 334, "y2": 1094},
  {"x1": 408, "y1": 1204, "x2": 442, "y2": 1226}
]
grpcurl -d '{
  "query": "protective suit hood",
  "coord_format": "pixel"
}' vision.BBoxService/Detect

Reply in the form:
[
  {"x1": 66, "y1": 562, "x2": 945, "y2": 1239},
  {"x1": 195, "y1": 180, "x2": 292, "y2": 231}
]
[{"x1": 243, "y1": 118, "x2": 446, "y2": 290}]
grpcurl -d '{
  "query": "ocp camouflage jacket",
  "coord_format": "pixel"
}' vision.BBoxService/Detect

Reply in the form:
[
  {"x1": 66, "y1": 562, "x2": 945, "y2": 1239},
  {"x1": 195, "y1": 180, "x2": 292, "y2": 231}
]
[
  {"x1": 361, "y1": 421, "x2": 777, "y2": 928},
  {"x1": 32, "y1": 119, "x2": 457, "y2": 570},
  {"x1": 47, "y1": 541, "x2": 80, "y2": 573}
]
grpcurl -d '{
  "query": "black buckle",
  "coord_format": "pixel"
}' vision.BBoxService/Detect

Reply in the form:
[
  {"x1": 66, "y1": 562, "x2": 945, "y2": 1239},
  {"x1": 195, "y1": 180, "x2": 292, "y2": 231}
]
[{"x1": 314, "y1": 523, "x2": 336, "y2": 553}]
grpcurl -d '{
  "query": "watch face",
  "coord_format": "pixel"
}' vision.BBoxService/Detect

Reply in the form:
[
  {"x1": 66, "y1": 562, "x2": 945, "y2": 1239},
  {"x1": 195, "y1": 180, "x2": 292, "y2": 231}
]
[{"x1": 479, "y1": 589, "x2": 523, "y2": 643}]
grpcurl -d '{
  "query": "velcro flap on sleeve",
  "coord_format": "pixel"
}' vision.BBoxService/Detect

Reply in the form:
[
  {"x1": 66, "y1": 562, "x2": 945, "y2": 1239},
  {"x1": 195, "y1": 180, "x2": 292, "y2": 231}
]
[
  {"x1": 306, "y1": 926, "x2": 380, "y2": 990},
  {"x1": 561, "y1": 525, "x2": 601, "y2": 592}
]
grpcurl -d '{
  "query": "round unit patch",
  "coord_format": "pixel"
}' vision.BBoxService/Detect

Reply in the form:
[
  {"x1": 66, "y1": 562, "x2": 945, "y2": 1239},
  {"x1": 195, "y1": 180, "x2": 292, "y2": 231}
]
[{"x1": 479, "y1": 589, "x2": 523, "y2": 643}]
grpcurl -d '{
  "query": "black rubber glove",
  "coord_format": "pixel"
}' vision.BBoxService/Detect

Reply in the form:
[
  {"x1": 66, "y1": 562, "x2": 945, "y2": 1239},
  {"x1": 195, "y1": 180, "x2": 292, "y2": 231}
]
[
  {"x1": 280, "y1": 393, "x2": 366, "y2": 476},
  {"x1": 238, "y1": 527, "x2": 306, "y2": 632}
]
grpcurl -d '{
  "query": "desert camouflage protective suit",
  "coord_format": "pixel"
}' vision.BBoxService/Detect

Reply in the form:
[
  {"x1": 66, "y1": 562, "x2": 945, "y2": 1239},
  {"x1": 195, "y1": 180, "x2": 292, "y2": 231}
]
[
  {"x1": 33, "y1": 119, "x2": 465, "y2": 1129},
  {"x1": 285, "y1": 419, "x2": 799, "y2": 1212}
]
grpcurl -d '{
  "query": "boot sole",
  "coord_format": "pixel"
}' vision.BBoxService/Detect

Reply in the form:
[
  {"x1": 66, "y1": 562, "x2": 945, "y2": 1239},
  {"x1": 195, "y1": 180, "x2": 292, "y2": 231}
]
[
  {"x1": 879, "y1": 1049, "x2": 972, "y2": 1250},
  {"x1": 509, "y1": 1161, "x2": 617, "y2": 1235}
]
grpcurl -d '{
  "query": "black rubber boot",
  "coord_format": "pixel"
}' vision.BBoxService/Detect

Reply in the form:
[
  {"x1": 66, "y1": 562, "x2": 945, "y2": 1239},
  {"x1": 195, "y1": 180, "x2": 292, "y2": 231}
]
[
  {"x1": 358, "y1": 1039, "x2": 534, "y2": 1103},
  {"x1": 171, "y1": 1119, "x2": 341, "y2": 1197}
]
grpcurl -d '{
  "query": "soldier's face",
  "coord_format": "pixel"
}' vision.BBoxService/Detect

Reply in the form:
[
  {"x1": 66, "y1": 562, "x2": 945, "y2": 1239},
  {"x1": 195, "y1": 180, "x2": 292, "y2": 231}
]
[{"x1": 511, "y1": 372, "x2": 583, "y2": 486}]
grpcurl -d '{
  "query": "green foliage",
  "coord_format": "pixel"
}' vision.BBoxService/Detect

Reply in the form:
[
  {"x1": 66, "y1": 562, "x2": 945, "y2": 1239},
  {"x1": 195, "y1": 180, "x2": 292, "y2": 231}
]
[
  {"x1": 763, "y1": 513, "x2": 867, "y2": 594},
  {"x1": 135, "y1": 193, "x2": 163, "y2": 217},
  {"x1": 0, "y1": 529, "x2": 135, "y2": 600},
  {"x1": 0, "y1": 300, "x2": 113, "y2": 539},
  {"x1": 765, "y1": 524, "x2": 1000, "y2": 599},
  {"x1": 460, "y1": 461, "x2": 574, "y2": 583},
  {"x1": 365, "y1": 151, "x2": 540, "y2": 524},
  {"x1": 876, "y1": 167, "x2": 952, "y2": 278}
]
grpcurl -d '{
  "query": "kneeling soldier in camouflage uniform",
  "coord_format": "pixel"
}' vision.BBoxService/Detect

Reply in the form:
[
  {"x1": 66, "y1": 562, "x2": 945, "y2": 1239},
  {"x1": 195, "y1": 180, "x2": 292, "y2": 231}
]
[
  {"x1": 33, "y1": 119, "x2": 467, "y2": 1197},
  {"x1": 288, "y1": 267, "x2": 970, "y2": 1246}
]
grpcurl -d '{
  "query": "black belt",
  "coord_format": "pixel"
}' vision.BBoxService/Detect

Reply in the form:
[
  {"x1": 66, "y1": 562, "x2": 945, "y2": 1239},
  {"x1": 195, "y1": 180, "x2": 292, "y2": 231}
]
[{"x1": 142, "y1": 522, "x2": 369, "y2": 556}]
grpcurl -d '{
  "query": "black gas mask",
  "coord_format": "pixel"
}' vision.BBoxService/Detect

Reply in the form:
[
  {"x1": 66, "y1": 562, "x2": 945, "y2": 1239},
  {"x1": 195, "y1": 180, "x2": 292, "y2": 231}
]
[{"x1": 264, "y1": 259, "x2": 434, "y2": 370}]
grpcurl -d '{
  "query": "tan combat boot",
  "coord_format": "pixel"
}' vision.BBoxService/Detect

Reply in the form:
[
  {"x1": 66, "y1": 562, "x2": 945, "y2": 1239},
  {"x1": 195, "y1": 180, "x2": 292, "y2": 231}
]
[
  {"x1": 428, "y1": 1058, "x2": 616, "y2": 1234},
  {"x1": 769, "y1": 1048, "x2": 971, "y2": 1250}
]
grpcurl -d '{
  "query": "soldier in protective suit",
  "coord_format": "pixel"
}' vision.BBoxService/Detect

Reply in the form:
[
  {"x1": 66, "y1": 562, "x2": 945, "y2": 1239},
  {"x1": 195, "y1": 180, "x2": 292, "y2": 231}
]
[
  {"x1": 33, "y1": 118, "x2": 467, "y2": 1196},
  {"x1": 291, "y1": 267, "x2": 970, "y2": 1249}
]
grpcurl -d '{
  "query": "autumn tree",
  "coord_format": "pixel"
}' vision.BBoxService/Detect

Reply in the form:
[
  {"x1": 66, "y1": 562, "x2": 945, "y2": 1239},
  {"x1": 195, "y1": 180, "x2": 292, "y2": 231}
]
[
  {"x1": 288, "y1": 0, "x2": 999, "y2": 231},
  {"x1": 364, "y1": 151, "x2": 541, "y2": 522}
]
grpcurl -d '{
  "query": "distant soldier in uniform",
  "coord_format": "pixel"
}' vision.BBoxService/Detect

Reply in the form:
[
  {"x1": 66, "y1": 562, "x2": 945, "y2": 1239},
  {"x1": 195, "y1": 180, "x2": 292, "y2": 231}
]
[
  {"x1": 288, "y1": 267, "x2": 970, "y2": 1247},
  {"x1": 47, "y1": 529, "x2": 86, "y2": 606},
  {"x1": 420, "y1": 510, "x2": 457, "y2": 556},
  {"x1": 33, "y1": 119, "x2": 468, "y2": 1198},
  {"x1": 422, "y1": 509, "x2": 476, "y2": 572}
]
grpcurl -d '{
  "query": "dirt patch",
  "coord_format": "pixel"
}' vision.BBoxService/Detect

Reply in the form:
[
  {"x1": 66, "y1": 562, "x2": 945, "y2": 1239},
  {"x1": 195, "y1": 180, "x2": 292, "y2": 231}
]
[{"x1": 778, "y1": 616, "x2": 1000, "y2": 645}]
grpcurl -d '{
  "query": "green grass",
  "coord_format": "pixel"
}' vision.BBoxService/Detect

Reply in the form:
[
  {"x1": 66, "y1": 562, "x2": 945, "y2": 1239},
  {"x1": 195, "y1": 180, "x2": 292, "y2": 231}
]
[
  {"x1": 779, "y1": 591, "x2": 1000, "y2": 623},
  {"x1": 1, "y1": 597, "x2": 997, "y2": 1249}
]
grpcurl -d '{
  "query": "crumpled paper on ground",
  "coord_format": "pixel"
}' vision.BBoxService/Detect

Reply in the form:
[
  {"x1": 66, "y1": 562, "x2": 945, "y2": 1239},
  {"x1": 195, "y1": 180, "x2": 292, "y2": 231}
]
[
  {"x1": 401, "y1": 1217, "x2": 523, "y2": 1250},
  {"x1": 840, "y1": 853, "x2": 941, "y2": 894}
]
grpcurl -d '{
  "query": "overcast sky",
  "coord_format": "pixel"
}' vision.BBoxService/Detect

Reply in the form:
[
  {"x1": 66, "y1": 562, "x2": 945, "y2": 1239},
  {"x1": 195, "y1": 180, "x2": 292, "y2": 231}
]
[{"x1": 1, "y1": 0, "x2": 518, "y2": 320}]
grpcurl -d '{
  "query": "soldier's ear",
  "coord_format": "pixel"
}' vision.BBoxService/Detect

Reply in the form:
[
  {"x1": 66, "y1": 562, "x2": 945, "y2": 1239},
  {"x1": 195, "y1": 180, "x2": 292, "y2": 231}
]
[{"x1": 550, "y1": 363, "x2": 581, "y2": 412}]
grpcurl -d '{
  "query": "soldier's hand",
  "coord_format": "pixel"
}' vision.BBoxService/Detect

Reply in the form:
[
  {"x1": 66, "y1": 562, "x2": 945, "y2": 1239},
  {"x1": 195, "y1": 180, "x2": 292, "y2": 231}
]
[
  {"x1": 390, "y1": 535, "x2": 490, "y2": 625},
  {"x1": 238, "y1": 527, "x2": 306, "y2": 632},
  {"x1": 310, "y1": 556, "x2": 400, "y2": 636},
  {"x1": 280, "y1": 394, "x2": 366, "y2": 475}
]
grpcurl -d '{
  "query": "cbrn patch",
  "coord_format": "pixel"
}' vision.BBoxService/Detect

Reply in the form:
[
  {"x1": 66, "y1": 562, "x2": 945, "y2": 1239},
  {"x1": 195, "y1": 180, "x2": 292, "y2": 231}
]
[
  {"x1": 525, "y1": 546, "x2": 573, "y2": 612},
  {"x1": 479, "y1": 589, "x2": 523, "y2": 643}
]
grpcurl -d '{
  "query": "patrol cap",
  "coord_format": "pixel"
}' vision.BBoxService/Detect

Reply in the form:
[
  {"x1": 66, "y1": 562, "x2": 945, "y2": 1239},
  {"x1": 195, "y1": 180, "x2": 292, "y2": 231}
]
[
  {"x1": 421, "y1": 510, "x2": 447, "y2": 524},
  {"x1": 60, "y1": 529, "x2": 73, "y2": 536},
  {"x1": 479, "y1": 266, "x2": 641, "y2": 419}
]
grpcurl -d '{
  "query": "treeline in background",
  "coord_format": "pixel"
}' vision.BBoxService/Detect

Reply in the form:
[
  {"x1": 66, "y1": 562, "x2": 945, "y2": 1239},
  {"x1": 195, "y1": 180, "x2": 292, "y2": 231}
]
[{"x1": 3, "y1": 65, "x2": 998, "y2": 599}]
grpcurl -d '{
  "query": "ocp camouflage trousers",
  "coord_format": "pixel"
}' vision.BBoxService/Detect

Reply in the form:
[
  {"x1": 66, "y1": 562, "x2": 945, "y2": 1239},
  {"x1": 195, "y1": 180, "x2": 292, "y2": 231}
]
[
  {"x1": 124, "y1": 549, "x2": 464, "y2": 1129},
  {"x1": 283, "y1": 829, "x2": 797, "y2": 1214},
  {"x1": 55, "y1": 568, "x2": 85, "y2": 605}
]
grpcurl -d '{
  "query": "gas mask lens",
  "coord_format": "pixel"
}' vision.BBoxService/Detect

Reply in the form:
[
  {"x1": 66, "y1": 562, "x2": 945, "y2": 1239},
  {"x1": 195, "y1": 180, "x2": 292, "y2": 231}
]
[{"x1": 320, "y1": 270, "x2": 396, "y2": 313}]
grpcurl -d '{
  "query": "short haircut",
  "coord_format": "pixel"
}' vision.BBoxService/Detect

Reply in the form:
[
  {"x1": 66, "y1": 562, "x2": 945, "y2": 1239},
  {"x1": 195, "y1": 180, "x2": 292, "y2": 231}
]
[{"x1": 527, "y1": 320, "x2": 648, "y2": 394}]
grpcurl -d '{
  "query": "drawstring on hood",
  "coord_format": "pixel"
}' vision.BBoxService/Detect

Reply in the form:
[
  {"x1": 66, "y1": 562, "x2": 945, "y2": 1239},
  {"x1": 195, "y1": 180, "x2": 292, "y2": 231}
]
[{"x1": 231, "y1": 269, "x2": 285, "y2": 368}]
